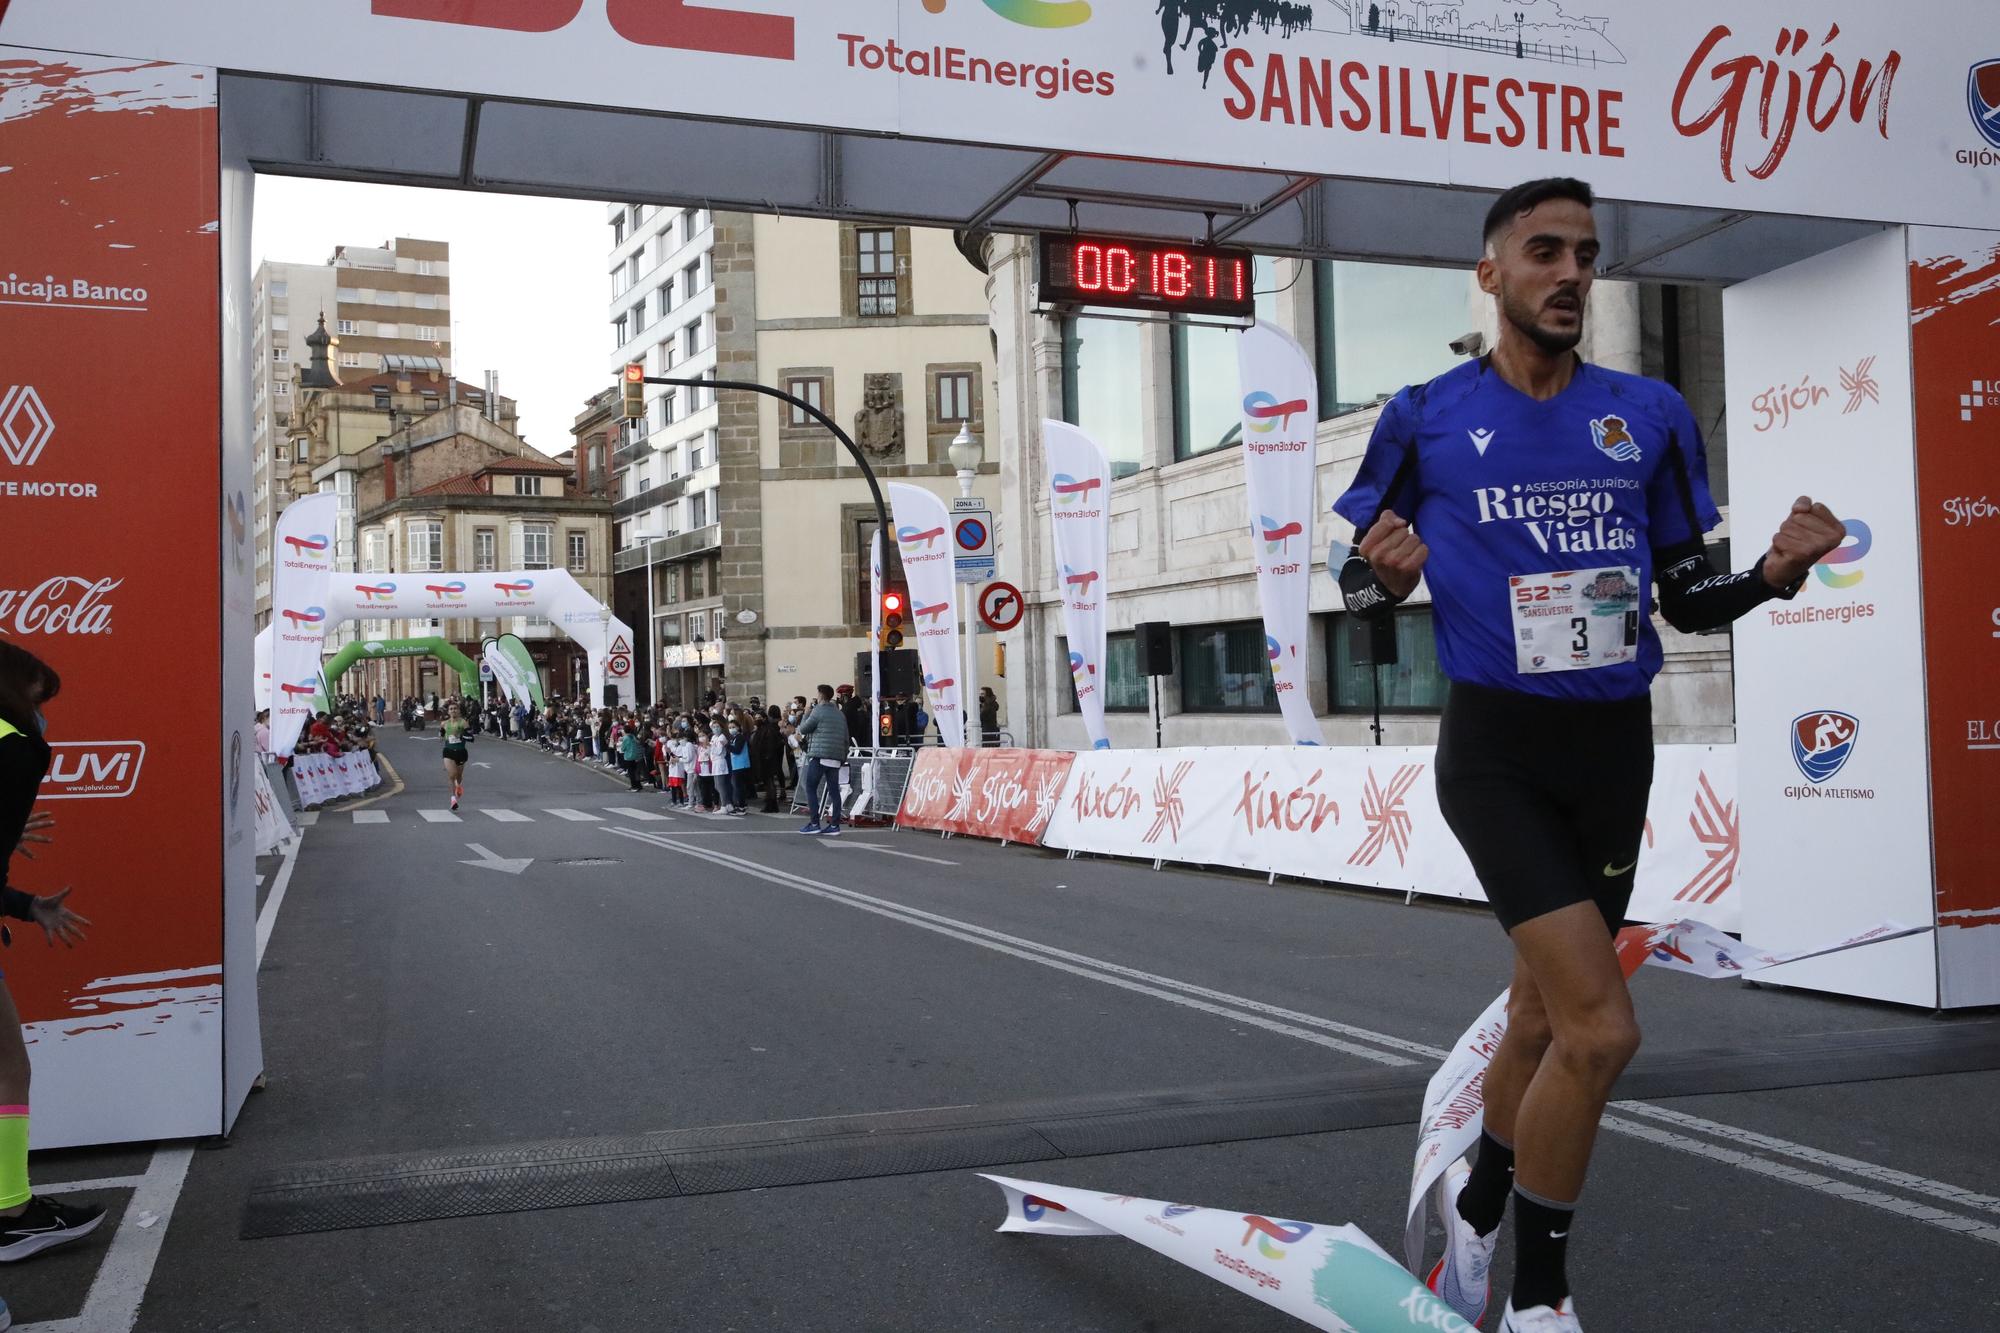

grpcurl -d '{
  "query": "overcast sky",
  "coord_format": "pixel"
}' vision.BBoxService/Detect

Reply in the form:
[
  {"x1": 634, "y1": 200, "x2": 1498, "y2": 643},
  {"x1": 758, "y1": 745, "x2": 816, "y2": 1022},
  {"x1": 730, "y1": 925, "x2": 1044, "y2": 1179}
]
[{"x1": 251, "y1": 178, "x2": 610, "y2": 457}]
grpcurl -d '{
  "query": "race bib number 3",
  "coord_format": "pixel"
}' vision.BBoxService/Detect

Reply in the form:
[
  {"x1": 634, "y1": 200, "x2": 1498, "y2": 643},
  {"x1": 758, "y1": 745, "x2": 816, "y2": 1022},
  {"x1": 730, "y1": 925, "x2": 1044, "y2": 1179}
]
[{"x1": 1510, "y1": 566, "x2": 1641, "y2": 675}]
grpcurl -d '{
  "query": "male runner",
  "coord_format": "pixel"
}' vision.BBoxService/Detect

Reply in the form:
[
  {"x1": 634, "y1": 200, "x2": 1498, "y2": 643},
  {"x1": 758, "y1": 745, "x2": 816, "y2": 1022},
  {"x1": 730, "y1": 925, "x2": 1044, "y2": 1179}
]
[{"x1": 1333, "y1": 178, "x2": 1846, "y2": 1332}]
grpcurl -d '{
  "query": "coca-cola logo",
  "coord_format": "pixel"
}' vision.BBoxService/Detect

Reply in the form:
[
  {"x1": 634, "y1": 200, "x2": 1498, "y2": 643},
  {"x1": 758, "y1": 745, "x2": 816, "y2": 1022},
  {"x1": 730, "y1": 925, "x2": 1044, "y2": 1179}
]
[{"x1": 0, "y1": 576, "x2": 120, "y2": 635}]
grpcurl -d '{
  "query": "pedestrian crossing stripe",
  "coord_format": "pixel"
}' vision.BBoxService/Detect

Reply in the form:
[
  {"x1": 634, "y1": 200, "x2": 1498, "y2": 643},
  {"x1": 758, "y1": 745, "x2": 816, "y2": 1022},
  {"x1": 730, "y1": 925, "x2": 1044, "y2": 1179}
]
[
  {"x1": 417, "y1": 809, "x2": 463, "y2": 823},
  {"x1": 482, "y1": 809, "x2": 532, "y2": 822},
  {"x1": 605, "y1": 807, "x2": 670, "y2": 822},
  {"x1": 543, "y1": 809, "x2": 602, "y2": 822},
  {"x1": 352, "y1": 810, "x2": 390, "y2": 824}
]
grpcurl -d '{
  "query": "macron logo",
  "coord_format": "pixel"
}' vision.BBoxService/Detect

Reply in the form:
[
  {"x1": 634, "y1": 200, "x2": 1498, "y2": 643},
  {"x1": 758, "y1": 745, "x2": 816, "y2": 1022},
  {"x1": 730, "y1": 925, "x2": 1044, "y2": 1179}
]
[{"x1": 1469, "y1": 428, "x2": 1496, "y2": 457}]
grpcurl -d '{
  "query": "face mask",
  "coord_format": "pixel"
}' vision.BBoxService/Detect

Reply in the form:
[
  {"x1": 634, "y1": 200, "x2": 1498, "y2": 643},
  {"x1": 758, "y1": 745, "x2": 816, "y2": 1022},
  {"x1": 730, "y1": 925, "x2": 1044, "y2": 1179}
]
[{"x1": 31, "y1": 709, "x2": 46, "y2": 737}]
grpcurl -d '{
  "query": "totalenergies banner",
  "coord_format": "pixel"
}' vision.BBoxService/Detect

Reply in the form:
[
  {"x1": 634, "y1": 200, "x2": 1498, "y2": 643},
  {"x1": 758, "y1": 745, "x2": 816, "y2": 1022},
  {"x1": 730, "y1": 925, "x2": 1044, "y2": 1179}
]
[
  {"x1": 4, "y1": 4, "x2": 1997, "y2": 229},
  {"x1": 268, "y1": 492, "x2": 338, "y2": 755},
  {"x1": 0, "y1": 51, "x2": 228, "y2": 1147},
  {"x1": 896, "y1": 746, "x2": 1075, "y2": 842},
  {"x1": 1236, "y1": 321, "x2": 1321, "y2": 746},
  {"x1": 1043, "y1": 420, "x2": 1111, "y2": 750},
  {"x1": 888, "y1": 482, "x2": 965, "y2": 747}
]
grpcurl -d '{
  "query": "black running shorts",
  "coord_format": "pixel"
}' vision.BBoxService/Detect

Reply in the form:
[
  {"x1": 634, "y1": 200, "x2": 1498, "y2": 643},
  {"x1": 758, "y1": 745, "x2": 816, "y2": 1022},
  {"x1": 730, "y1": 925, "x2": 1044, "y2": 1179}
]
[
  {"x1": 442, "y1": 745, "x2": 469, "y2": 764},
  {"x1": 1433, "y1": 680, "x2": 1654, "y2": 934}
]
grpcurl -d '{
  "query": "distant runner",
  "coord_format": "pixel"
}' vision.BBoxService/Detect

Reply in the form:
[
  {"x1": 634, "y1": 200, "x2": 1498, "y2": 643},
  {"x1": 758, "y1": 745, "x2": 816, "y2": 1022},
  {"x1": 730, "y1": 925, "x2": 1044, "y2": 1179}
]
[
  {"x1": 440, "y1": 700, "x2": 473, "y2": 811},
  {"x1": 1334, "y1": 177, "x2": 1846, "y2": 1332}
]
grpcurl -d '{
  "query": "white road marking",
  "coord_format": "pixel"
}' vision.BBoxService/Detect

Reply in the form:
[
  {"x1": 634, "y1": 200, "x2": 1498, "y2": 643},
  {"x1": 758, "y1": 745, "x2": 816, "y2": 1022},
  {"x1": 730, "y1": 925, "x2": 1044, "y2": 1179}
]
[
  {"x1": 15, "y1": 1147, "x2": 195, "y2": 1333},
  {"x1": 821, "y1": 841, "x2": 959, "y2": 866},
  {"x1": 351, "y1": 810, "x2": 390, "y2": 825},
  {"x1": 544, "y1": 808, "x2": 604, "y2": 822},
  {"x1": 37, "y1": 1174, "x2": 147, "y2": 1195},
  {"x1": 606, "y1": 828, "x2": 2000, "y2": 1245},
  {"x1": 293, "y1": 811, "x2": 318, "y2": 826},
  {"x1": 255, "y1": 833, "x2": 305, "y2": 967},
  {"x1": 604, "y1": 806, "x2": 671, "y2": 822},
  {"x1": 417, "y1": 809, "x2": 462, "y2": 823},
  {"x1": 481, "y1": 808, "x2": 532, "y2": 822},
  {"x1": 460, "y1": 843, "x2": 533, "y2": 875}
]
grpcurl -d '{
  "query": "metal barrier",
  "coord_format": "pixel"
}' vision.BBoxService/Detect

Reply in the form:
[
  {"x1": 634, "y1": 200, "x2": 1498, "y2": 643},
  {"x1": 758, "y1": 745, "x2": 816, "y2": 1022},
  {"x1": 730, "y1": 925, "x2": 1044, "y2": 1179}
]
[{"x1": 854, "y1": 746, "x2": 919, "y2": 820}]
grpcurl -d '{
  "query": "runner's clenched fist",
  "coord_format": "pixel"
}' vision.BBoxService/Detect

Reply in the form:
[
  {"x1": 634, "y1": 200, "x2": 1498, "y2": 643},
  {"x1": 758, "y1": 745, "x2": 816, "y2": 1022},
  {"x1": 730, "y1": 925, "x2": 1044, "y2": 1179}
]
[
  {"x1": 1359, "y1": 510, "x2": 1429, "y2": 599},
  {"x1": 1762, "y1": 496, "x2": 1846, "y2": 589}
]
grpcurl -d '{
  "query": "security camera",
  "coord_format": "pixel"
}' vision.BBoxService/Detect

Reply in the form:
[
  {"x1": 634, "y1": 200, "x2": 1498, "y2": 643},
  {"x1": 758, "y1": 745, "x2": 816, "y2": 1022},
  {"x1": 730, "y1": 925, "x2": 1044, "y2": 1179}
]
[{"x1": 1448, "y1": 331, "x2": 1487, "y2": 358}]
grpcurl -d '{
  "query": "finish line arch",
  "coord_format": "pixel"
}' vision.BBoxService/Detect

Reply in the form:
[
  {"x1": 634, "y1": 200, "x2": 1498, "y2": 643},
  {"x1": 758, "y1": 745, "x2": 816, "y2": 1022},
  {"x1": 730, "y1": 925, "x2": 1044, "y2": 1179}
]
[{"x1": 321, "y1": 636, "x2": 481, "y2": 700}]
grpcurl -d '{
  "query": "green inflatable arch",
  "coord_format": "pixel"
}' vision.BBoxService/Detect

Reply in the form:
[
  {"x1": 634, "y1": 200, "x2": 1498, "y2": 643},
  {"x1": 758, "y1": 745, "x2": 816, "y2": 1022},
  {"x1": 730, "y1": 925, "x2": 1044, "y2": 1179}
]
[{"x1": 322, "y1": 636, "x2": 481, "y2": 700}]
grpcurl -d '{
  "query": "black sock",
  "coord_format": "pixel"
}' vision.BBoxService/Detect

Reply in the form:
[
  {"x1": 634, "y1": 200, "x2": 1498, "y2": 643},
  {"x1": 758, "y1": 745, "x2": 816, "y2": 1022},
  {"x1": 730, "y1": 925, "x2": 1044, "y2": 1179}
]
[
  {"x1": 1510, "y1": 1187, "x2": 1575, "y2": 1313},
  {"x1": 1455, "y1": 1128, "x2": 1515, "y2": 1236}
]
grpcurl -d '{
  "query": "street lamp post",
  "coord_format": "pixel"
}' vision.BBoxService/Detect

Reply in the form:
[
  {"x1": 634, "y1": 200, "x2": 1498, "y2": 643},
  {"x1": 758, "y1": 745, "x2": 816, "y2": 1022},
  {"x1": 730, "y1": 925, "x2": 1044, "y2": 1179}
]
[{"x1": 948, "y1": 421, "x2": 983, "y2": 749}]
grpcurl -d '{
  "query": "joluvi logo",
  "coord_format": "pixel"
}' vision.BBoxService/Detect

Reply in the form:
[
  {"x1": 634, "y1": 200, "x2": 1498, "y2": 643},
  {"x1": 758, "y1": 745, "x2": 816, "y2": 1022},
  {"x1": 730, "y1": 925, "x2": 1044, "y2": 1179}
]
[
  {"x1": 1051, "y1": 473, "x2": 1103, "y2": 507},
  {"x1": 1242, "y1": 391, "x2": 1308, "y2": 434},
  {"x1": 922, "y1": 1, "x2": 1094, "y2": 29},
  {"x1": 1791, "y1": 710, "x2": 1859, "y2": 784},
  {"x1": 1813, "y1": 517, "x2": 1871, "y2": 589}
]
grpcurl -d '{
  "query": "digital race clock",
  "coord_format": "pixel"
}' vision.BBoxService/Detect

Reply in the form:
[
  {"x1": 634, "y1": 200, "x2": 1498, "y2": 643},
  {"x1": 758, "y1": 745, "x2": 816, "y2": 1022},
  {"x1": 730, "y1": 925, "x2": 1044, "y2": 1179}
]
[{"x1": 1037, "y1": 232, "x2": 1256, "y2": 320}]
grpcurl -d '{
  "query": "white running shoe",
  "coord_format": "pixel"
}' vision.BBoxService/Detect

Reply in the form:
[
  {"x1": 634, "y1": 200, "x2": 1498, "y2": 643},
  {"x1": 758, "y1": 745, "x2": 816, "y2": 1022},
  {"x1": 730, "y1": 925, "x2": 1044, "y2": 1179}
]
[
  {"x1": 1499, "y1": 1298, "x2": 1582, "y2": 1332},
  {"x1": 1426, "y1": 1158, "x2": 1497, "y2": 1327}
]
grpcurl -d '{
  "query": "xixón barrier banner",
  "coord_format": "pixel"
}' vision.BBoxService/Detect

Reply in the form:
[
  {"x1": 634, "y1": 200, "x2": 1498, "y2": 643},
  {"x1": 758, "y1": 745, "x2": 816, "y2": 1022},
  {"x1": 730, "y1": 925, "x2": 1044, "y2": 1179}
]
[
  {"x1": 1044, "y1": 420, "x2": 1112, "y2": 751},
  {"x1": 895, "y1": 747, "x2": 1075, "y2": 843}
]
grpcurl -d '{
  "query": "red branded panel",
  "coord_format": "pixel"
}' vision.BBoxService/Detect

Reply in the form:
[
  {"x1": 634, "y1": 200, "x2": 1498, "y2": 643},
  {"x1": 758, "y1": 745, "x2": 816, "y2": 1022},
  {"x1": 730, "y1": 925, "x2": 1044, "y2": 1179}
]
[
  {"x1": 895, "y1": 747, "x2": 1076, "y2": 845},
  {"x1": 0, "y1": 58, "x2": 222, "y2": 1032},
  {"x1": 1910, "y1": 230, "x2": 2000, "y2": 1002}
]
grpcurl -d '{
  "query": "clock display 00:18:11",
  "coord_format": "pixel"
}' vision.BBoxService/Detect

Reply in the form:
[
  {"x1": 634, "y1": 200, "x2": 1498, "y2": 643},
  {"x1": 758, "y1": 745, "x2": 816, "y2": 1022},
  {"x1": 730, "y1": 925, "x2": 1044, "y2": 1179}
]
[{"x1": 1067, "y1": 242, "x2": 1248, "y2": 305}]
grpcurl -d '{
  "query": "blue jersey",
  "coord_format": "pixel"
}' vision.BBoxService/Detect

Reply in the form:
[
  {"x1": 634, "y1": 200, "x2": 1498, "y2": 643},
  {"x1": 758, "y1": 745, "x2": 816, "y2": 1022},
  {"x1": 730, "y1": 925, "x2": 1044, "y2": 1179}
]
[{"x1": 1332, "y1": 359, "x2": 1721, "y2": 702}]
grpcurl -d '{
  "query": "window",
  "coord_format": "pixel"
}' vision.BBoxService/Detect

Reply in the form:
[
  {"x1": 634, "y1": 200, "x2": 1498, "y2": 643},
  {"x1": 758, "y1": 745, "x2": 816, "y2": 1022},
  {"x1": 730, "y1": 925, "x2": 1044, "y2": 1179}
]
[
  {"x1": 421, "y1": 393, "x2": 440, "y2": 413},
  {"x1": 656, "y1": 280, "x2": 674, "y2": 320},
  {"x1": 628, "y1": 253, "x2": 641, "y2": 285},
  {"x1": 935, "y1": 371, "x2": 973, "y2": 423},
  {"x1": 689, "y1": 436, "x2": 708, "y2": 471},
  {"x1": 682, "y1": 320, "x2": 701, "y2": 359},
  {"x1": 337, "y1": 319, "x2": 358, "y2": 335},
  {"x1": 1177, "y1": 621, "x2": 1279, "y2": 713},
  {"x1": 631, "y1": 302, "x2": 646, "y2": 337},
  {"x1": 858, "y1": 228, "x2": 897, "y2": 316},
  {"x1": 270, "y1": 280, "x2": 288, "y2": 299},
  {"x1": 274, "y1": 380, "x2": 290, "y2": 397},
  {"x1": 1330, "y1": 606, "x2": 1448, "y2": 714},
  {"x1": 372, "y1": 386, "x2": 392, "y2": 409},
  {"x1": 567, "y1": 531, "x2": 588, "y2": 572},
  {"x1": 687, "y1": 610, "x2": 707, "y2": 643},
  {"x1": 659, "y1": 612, "x2": 682, "y2": 646},
  {"x1": 1172, "y1": 323, "x2": 1242, "y2": 461},
  {"x1": 689, "y1": 491, "x2": 709, "y2": 529},
  {"x1": 1061, "y1": 316, "x2": 1143, "y2": 479},
  {"x1": 682, "y1": 207, "x2": 699, "y2": 238},
  {"x1": 273, "y1": 346, "x2": 290, "y2": 363},
  {"x1": 413, "y1": 325, "x2": 440, "y2": 341},
  {"x1": 362, "y1": 529, "x2": 389, "y2": 573},
  {"x1": 662, "y1": 448, "x2": 680, "y2": 479},
  {"x1": 474, "y1": 528, "x2": 497, "y2": 572},
  {"x1": 660, "y1": 389, "x2": 677, "y2": 427},
  {"x1": 270, "y1": 314, "x2": 289, "y2": 332},
  {"x1": 786, "y1": 377, "x2": 824, "y2": 425},
  {"x1": 377, "y1": 322, "x2": 400, "y2": 339},
  {"x1": 406, "y1": 520, "x2": 443, "y2": 573},
  {"x1": 683, "y1": 259, "x2": 701, "y2": 295},
  {"x1": 629, "y1": 204, "x2": 644, "y2": 230},
  {"x1": 612, "y1": 213, "x2": 626, "y2": 247},
  {"x1": 340, "y1": 352, "x2": 362, "y2": 367},
  {"x1": 1060, "y1": 633, "x2": 1149, "y2": 713},
  {"x1": 689, "y1": 561, "x2": 707, "y2": 599},
  {"x1": 614, "y1": 315, "x2": 628, "y2": 347},
  {"x1": 1315, "y1": 260, "x2": 1469, "y2": 418},
  {"x1": 521, "y1": 523, "x2": 552, "y2": 570},
  {"x1": 514, "y1": 475, "x2": 543, "y2": 496},
  {"x1": 663, "y1": 559, "x2": 681, "y2": 604}
]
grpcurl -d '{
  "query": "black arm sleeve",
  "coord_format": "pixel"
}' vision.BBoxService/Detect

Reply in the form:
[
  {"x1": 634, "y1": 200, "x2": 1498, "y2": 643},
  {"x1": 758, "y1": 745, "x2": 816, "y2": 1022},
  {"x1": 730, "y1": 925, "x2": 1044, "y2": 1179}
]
[{"x1": 1653, "y1": 539, "x2": 1803, "y2": 634}]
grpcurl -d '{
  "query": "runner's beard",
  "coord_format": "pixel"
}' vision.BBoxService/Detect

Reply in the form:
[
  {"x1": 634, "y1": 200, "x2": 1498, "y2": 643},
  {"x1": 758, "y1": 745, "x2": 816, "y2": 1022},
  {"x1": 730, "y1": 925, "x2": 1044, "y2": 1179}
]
[{"x1": 1501, "y1": 287, "x2": 1584, "y2": 356}]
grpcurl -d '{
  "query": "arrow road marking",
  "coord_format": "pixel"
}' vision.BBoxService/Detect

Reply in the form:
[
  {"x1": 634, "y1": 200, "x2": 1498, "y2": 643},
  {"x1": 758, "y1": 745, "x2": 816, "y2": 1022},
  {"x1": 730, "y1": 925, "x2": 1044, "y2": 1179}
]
[{"x1": 459, "y1": 843, "x2": 533, "y2": 875}]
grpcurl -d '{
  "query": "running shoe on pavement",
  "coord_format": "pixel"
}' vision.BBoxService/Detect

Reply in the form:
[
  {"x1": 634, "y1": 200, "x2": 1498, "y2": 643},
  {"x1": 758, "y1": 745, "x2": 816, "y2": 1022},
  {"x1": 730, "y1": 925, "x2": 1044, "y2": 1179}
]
[
  {"x1": 1500, "y1": 1299, "x2": 1582, "y2": 1332},
  {"x1": 0, "y1": 1195, "x2": 106, "y2": 1262},
  {"x1": 1427, "y1": 1157, "x2": 1497, "y2": 1327},
  {"x1": 821, "y1": 825, "x2": 842, "y2": 838},
  {"x1": 797, "y1": 823, "x2": 823, "y2": 835}
]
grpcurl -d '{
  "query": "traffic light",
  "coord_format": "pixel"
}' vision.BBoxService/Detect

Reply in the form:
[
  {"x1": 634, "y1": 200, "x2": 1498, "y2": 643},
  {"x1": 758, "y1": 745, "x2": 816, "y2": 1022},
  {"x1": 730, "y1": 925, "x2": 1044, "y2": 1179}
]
[
  {"x1": 880, "y1": 590, "x2": 905, "y2": 650},
  {"x1": 621, "y1": 362, "x2": 646, "y2": 420}
]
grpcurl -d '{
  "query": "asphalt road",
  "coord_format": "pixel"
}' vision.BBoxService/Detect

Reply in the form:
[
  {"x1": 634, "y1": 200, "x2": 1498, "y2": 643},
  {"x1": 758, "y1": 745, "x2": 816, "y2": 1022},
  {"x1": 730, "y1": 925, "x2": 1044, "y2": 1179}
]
[{"x1": 12, "y1": 733, "x2": 1996, "y2": 1331}]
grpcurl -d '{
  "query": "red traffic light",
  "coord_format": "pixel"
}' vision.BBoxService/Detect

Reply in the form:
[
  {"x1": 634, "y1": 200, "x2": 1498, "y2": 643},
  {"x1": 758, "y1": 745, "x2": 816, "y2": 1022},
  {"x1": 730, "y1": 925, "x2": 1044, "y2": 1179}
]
[
  {"x1": 623, "y1": 362, "x2": 645, "y2": 383},
  {"x1": 882, "y1": 591, "x2": 904, "y2": 614}
]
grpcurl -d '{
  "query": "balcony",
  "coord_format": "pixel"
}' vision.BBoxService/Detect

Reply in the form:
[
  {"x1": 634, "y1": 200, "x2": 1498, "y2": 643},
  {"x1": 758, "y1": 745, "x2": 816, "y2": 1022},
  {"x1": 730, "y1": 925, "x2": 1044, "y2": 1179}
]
[
  {"x1": 612, "y1": 474, "x2": 691, "y2": 521},
  {"x1": 612, "y1": 524, "x2": 720, "y2": 572}
]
